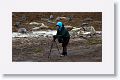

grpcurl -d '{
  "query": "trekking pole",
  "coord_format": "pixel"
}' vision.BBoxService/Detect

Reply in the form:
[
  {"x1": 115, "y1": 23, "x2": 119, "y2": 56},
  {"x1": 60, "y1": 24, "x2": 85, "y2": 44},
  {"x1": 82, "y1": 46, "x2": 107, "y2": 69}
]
[
  {"x1": 55, "y1": 41, "x2": 60, "y2": 55},
  {"x1": 48, "y1": 40, "x2": 60, "y2": 58},
  {"x1": 48, "y1": 40, "x2": 54, "y2": 58}
]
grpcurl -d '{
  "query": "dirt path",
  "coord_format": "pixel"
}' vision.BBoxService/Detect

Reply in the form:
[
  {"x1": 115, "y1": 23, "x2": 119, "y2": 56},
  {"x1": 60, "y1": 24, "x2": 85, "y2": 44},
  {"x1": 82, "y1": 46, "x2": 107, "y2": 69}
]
[{"x1": 12, "y1": 37, "x2": 102, "y2": 62}]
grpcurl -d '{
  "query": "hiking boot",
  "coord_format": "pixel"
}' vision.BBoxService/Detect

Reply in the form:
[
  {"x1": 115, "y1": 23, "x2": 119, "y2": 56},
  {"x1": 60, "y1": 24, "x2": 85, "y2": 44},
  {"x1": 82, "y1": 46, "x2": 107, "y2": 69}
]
[
  {"x1": 60, "y1": 54, "x2": 65, "y2": 57},
  {"x1": 63, "y1": 52, "x2": 67, "y2": 56},
  {"x1": 60, "y1": 52, "x2": 67, "y2": 57}
]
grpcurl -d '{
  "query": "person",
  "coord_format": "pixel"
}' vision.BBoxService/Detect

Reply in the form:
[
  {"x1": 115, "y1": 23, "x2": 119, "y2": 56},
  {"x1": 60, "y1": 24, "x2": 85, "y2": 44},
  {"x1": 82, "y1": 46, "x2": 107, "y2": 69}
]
[
  {"x1": 53, "y1": 22, "x2": 70, "y2": 56},
  {"x1": 50, "y1": 15, "x2": 54, "y2": 20}
]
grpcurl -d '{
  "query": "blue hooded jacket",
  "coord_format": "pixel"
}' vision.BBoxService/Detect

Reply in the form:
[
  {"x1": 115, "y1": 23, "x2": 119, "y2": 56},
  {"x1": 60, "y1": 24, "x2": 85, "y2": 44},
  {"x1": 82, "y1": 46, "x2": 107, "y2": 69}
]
[
  {"x1": 56, "y1": 22, "x2": 63, "y2": 31},
  {"x1": 56, "y1": 22, "x2": 70, "y2": 38}
]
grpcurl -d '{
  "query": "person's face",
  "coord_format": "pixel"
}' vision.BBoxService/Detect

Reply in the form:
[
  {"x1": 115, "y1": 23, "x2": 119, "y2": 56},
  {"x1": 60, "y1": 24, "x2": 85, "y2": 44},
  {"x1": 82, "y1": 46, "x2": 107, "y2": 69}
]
[{"x1": 56, "y1": 26, "x2": 59, "y2": 30}]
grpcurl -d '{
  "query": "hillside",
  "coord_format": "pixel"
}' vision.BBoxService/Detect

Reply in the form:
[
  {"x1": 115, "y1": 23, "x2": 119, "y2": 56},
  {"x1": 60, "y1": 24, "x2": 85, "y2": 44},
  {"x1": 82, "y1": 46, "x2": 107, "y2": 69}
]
[{"x1": 12, "y1": 12, "x2": 102, "y2": 32}]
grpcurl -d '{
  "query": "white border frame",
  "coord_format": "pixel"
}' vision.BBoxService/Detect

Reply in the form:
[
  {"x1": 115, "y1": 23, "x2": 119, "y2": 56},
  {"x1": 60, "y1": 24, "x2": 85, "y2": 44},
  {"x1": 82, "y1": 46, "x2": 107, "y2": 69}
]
[{"x1": 0, "y1": 0, "x2": 114, "y2": 74}]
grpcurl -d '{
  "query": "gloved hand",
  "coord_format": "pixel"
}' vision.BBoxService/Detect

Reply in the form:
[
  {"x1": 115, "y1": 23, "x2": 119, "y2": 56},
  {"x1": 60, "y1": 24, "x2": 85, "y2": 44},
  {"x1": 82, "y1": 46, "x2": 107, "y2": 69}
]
[{"x1": 53, "y1": 35, "x2": 57, "y2": 41}]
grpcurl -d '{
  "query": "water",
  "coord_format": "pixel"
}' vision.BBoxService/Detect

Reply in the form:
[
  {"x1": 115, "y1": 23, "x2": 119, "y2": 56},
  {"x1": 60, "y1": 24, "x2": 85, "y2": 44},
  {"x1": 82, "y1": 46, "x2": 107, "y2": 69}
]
[
  {"x1": 12, "y1": 30, "x2": 102, "y2": 38},
  {"x1": 12, "y1": 30, "x2": 57, "y2": 38}
]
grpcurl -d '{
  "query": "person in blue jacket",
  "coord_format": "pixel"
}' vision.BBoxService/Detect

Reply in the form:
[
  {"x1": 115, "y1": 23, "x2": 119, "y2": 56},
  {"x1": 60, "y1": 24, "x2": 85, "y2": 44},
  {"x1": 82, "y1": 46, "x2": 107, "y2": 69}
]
[{"x1": 53, "y1": 22, "x2": 70, "y2": 56}]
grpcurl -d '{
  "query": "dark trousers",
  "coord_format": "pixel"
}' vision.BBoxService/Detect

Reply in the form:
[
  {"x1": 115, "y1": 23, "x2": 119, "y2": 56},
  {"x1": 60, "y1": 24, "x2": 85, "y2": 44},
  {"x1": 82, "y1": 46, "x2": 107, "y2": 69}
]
[{"x1": 62, "y1": 37, "x2": 70, "y2": 54}]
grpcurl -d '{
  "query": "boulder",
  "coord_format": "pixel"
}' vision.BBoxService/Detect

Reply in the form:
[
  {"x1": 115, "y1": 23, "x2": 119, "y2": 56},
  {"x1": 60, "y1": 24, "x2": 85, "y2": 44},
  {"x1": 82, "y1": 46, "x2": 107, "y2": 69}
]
[
  {"x1": 64, "y1": 25, "x2": 73, "y2": 31},
  {"x1": 29, "y1": 22, "x2": 42, "y2": 26},
  {"x1": 39, "y1": 23, "x2": 48, "y2": 29},
  {"x1": 18, "y1": 28, "x2": 27, "y2": 34},
  {"x1": 70, "y1": 27, "x2": 82, "y2": 38},
  {"x1": 32, "y1": 27, "x2": 40, "y2": 30}
]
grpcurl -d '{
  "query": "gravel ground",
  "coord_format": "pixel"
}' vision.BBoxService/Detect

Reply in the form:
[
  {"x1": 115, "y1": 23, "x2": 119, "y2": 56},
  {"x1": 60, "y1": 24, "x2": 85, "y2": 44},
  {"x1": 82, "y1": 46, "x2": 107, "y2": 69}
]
[{"x1": 12, "y1": 35, "x2": 102, "y2": 62}]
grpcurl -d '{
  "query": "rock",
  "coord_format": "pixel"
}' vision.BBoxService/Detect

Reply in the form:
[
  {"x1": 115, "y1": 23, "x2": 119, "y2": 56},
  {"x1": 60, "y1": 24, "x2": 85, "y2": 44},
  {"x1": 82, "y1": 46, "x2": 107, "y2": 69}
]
[
  {"x1": 50, "y1": 15, "x2": 54, "y2": 20},
  {"x1": 96, "y1": 31, "x2": 102, "y2": 35},
  {"x1": 41, "y1": 18, "x2": 49, "y2": 21},
  {"x1": 21, "y1": 15, "x2": 27, "y2": 21},
  {"x1": 30, "y1": 22, "x2": 48, "y2": 29},
  {"x1": 39, "y1": 23, "x2": 48, "y2": 29},
  {"x1": 67, "y1": 16, "x2": 73, "y2": 21},
  {"x1": 18, "y1": 28, "x2": 27, "y2": 34},
  {"x1": 56, "y1": 17, "x2": 61, "y2": 21},
  {"x1": 90, "y1": 26, "x2": 96, "y2": 35},
  {"x1": 64, "y1": 26, "x2": 73, "y2": 31},
  {"x1": 83, "y1": 26, "x2": 96, "y2": 35},
  {"x1": 32, "y1": 27, "x2": 40, "y2": 30},
  {"x1": 29, "y1": 22, "x2": 42, "y2": 26},
  {"x1": 56, "y1": 17, "x2": 67, "y2": 21},
  {"x1": 81, "y1": 23, "x2": 88, "y2": 27},
  {"x1": 71, "y1": 28, "x2": 81, "y2": 32},
  {"x1": 70, "y1": 28, "x2": 81, "y2": 38},
  {"x1": 14, "y1": 22, "x2": 21, "y2": 28},
  {"x1": 83, "y1": 18, "x2": 93, "y2": 22}
]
